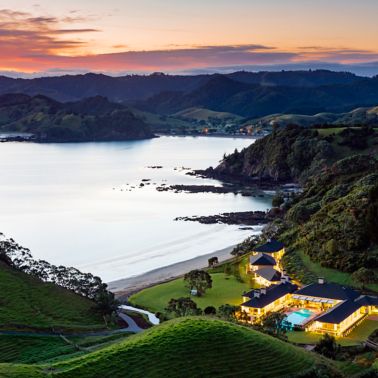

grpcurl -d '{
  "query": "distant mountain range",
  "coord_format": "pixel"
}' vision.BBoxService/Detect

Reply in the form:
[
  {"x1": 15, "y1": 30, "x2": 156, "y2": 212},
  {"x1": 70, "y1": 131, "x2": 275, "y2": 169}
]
[
  {"x1": 137, "y1": 74, "x2": 378, "y2": 118},
  {"x1": 0, "y1": 94, "x2": 153, "y2": 142},
  {"x1": 0, "y1": 70, "x2": 361, "y2": 103},
  {"x1": 1, "y1": 70, "x2": 378, "y2": 139}
]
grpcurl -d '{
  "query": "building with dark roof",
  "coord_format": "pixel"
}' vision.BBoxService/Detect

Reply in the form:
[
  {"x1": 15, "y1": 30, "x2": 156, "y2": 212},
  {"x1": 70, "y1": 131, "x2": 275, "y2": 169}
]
[
  {"x1": 241, "y1": 282, "x2": 297, "y2": 318},
  {"x1": 252, "y1": 239, "x2": 285, "y2": 267},
  {"x1": 241, "y1": 277, "x2": 378, "y2": 337},
  {"x1": 254, "y1": 267, "x2": 281, "y2": 286},
  {"x1": 254, "y1": 239, "x2": 285, "y2": 254},
  {"x1": 294, "y1": 280, "x2": 360, "y2": 301},
  {"x1": 250, "y1": 253, "x2": 276, "y2": 267}
]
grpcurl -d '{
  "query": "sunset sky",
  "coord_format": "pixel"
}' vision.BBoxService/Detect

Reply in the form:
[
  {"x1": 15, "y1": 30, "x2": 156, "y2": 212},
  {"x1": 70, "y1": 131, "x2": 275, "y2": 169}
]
[{"x1": 1, "y1": 0, "x2": 378, "y2": 76}]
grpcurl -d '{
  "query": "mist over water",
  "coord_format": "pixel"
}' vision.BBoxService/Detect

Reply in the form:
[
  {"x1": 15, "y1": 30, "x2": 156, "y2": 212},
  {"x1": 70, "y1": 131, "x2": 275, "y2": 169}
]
[{"x1": 0, "y1": 136, "x2": 271, "y2": 281}]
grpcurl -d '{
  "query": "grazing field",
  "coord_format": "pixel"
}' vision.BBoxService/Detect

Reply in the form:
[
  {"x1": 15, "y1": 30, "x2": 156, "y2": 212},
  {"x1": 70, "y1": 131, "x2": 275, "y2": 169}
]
[
  {"x1": 174, "y1": 107, "x2": 242, "y2": 121},
  {"x1": 130, "y1": 273, "x2": 252, "y2": 313},
  {"x1": 0, "y1": 262, "x2": 105, "y2": 331},
  {"x1": 0, "y1": 318, "x2": 326, "y2": 377}
]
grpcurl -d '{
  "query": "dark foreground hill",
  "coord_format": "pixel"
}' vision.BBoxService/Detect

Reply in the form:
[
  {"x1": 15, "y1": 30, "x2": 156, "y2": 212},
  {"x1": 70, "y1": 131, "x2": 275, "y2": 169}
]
[
  {"x1": 0, "y1": 94, "x2": 153, "y2": 142},
  {"x1": 0, "y1": 318, "x2": 339, "y2": 378}
]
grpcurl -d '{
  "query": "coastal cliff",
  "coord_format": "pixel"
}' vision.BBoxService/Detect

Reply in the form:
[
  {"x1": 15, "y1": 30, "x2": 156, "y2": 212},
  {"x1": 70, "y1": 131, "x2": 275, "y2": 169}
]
[
  {"x1": 205, "y1": 126, "x2": 334, "y2": 185},
  {"x1": 209, "y1": 126, "x2": 378, "y2": 285}
]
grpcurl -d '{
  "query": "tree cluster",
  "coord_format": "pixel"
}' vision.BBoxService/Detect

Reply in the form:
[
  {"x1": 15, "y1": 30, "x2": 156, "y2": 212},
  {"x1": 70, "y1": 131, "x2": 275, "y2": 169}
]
[{"x1": 0, "y1": 233, "x2": 113, "y2": 307}]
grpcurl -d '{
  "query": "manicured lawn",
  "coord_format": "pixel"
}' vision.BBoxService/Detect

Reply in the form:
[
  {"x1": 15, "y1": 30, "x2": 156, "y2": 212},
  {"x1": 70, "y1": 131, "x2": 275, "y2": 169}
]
[
  {"x1": 345, "y1": 319, "x2": 378, "y2": 344},
  {"x1": 0, "y1": 262, "x2": 105, "y2": 332},
  {"x1": 288, "y1": 318, "x2": 378, "y2": 346},
  {"x1": 130, "y1": 273, "x2": 253, "y2": 313}
]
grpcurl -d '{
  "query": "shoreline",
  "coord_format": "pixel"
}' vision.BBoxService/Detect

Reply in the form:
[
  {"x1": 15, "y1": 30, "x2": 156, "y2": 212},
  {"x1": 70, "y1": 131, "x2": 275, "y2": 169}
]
[{"x1": 108, "y1": 244, "x2": 237, "y2": 298}]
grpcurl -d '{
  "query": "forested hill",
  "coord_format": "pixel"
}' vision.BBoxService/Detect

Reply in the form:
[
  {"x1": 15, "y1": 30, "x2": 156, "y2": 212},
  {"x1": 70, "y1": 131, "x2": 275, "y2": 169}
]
[
  {"x1": 0, "y1": 94, "x2": 154, "y2": 142},
  {"x1": 0, "y1": 70, "x2": 361, "y2": 103},
  {"x1": 214, "y1": 126, "x2": 378, "y2": 288},
  {"x1": 208, "y1": 126, "x2": 335, "y2": 185},
  {"x1": 137, "y1": 74, "x2": 378, "y2": 118}
]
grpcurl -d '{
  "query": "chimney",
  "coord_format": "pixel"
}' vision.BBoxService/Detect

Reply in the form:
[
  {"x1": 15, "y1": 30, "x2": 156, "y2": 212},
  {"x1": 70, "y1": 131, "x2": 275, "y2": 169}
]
[
  {"x1": 318, "y1": 277, "x2": 325, "y2": 284},
  {"x1": 281, "y1": 276, "x2": 289, "y2": 284},
  {"x1": 261, "y1": 288, "x2": 267, "y2": 295},
  {"x1": 254, "y1": 289, "x2": 261, "y2": 298}
]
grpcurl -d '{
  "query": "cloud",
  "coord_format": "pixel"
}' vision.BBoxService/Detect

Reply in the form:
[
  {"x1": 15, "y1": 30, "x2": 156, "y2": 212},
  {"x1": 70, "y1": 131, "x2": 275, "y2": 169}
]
[
  {"x1": 0, "y1": 8, "x2": 99, "y2": 60},
  {"x1": 0, "y1": 8, "x2": 377, "y2": 76}
]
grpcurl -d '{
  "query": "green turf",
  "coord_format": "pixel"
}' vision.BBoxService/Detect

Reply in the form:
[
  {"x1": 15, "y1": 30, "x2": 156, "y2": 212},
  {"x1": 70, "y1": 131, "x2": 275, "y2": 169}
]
[
  {"x1": 0, "y1": 333, "x2": 133, "y2": 365},
  {"x1": 130, "y1": 273, "x2": 251, "y2": 313},
  {"x1": 0, "y1": 262, "x2": 105, "y2": 331},
  {"x1": 0, "y1": 317, "x2": 323, "y2": 378},
  {"x1": 0, "y1": 335, "x2": 77, "y2": 364}
]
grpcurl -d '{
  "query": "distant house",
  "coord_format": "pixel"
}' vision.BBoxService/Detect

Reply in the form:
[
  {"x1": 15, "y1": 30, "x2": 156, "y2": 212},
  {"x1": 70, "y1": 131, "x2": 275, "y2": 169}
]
[
  {"x1": 249, "y1": 240, "x2": 285, "y2": 286},
  {"x1": 249, "y1": 253, "x2": 277, "y2": 271},
  {"x1": 252, "y1": 239, "x2": 285, "y2": 266},
  {"x1": 254, "y1": 267, "x2": 282, "y2": 286}
]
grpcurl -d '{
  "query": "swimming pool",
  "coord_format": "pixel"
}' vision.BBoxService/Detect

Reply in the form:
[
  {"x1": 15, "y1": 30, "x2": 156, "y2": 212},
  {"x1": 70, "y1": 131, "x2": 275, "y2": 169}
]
[{"x1": 285, "y1": 308, "x2": 314, "y2": 326}]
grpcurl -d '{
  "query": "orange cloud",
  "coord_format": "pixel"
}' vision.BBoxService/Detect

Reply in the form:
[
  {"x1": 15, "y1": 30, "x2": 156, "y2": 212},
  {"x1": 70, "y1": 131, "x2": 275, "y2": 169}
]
[{"x1": 0, "y1": 9, "x2": 378, "y2": 75}]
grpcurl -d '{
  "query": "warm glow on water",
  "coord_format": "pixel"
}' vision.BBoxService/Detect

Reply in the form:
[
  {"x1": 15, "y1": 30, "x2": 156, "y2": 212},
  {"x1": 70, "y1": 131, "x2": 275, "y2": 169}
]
[{"x1": 0, "y1": 136, "x2": 271, "y2": 281}]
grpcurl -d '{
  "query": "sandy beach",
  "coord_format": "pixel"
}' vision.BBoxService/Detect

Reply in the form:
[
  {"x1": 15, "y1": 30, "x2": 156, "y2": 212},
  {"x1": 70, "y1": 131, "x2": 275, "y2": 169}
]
[{"x1": 108, "y1": 244, "x2": 236, "y2": 298}]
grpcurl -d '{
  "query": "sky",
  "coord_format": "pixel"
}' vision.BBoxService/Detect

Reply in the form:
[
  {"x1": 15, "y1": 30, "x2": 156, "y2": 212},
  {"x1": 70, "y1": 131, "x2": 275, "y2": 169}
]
[{"x1": 1, "y1": 0, "x2": 378, "y2": 76}]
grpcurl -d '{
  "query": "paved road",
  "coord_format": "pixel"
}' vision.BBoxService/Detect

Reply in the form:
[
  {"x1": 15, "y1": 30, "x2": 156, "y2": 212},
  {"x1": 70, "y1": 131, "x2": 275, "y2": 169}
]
[
  {"x1": 0, "y1": 312, "x2": 143, "y2": 338},
  {"x1": 117, "y1": 311, "x2": 143, "y2": 333}
]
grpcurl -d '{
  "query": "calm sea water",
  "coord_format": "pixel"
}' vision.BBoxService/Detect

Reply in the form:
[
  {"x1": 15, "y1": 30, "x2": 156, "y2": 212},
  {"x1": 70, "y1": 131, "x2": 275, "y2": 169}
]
[{"x1": 0, "y1": 136, "x2": 271, "y2": 281}]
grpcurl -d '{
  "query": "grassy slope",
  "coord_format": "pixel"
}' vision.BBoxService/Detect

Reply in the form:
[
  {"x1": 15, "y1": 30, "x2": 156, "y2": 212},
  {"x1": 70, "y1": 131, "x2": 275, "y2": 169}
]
[
  {"x1": 174, "y1": 107, "x2": 242, "y2": 121},
  {"x1": 130, "y1": 273, "x2": 252, "y2": 314},
  {"x1": 0, "y1": 334, "x2": 132, "y2": 365},
  {"x1": 0, "y1": 262, "x2": 105, "y2": 331},
  {"x1": 0, "y1": 318, "x2": 324, "y2": 378}
]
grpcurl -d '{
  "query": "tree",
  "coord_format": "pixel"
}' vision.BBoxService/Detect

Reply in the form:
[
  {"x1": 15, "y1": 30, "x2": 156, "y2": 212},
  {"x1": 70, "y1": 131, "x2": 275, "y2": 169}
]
[
  {"x1": 204, "y1": 306, "x2": 216, "y2": 315},
  {"x1": 184, "y1": 270, "x2": 212, "y2": 297},
  {"x1": 261, "y1": 312, "x2": 288, "y2": 339},
  {"x1": 94, "y1": 288, "x2": 119, "y2": 317},
  {"x1": 165, "y1": 297, "x2": 202, "y2": 317},
  {"x1": 208, "y1": 257, "x2": 219, "y2": 267},
  {"x1": 352, "y1": 267, "x2": 377, "y2": 284},
  {"x1": 218, "y1": 304, "x2": 239, "y2": 321},
  {"x1": 272, "y1": 193, "x2": 284, "y2": 208},
  {"x1": 314, "y1": 334, "x2": 340, "y2": 359}
]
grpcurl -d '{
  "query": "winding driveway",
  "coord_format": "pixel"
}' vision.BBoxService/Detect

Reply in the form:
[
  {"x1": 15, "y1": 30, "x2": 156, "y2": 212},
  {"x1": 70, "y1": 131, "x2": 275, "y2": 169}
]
[
  {"x1": 117, "y1": 311, "x2": 143, "y2": 333},
  {"x1": 0, "y1": 310, "x2": 144, "y2": 338}
]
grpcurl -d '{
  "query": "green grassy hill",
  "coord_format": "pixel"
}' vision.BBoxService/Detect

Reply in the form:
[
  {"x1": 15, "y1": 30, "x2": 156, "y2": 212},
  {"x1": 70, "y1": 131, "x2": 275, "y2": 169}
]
[
  {"x1": 0, "y1": 318, "x2": 332, "y2": 377},
  {"x1": 0, "y1": 262, "x2": 105, "y2": 332},
  {"x1": 249, "y1": 105, "x2": 378, "y2": 128},
  {"x1": 174, "y1": 107, "x2": 242, "y2": 122}
]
